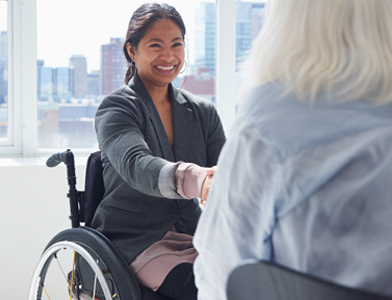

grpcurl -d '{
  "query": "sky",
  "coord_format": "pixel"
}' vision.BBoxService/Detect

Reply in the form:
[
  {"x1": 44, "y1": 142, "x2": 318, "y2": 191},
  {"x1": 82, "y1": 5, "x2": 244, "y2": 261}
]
[
  {"x1": 0, "y1": 1, "x2": 6, "y2": 32},
  {"x1": 36, "y1": 0, "x2": 212, "y2": 72},
  {"x1": 0, "y1": 0, "x2": 266, "y2": 73}
]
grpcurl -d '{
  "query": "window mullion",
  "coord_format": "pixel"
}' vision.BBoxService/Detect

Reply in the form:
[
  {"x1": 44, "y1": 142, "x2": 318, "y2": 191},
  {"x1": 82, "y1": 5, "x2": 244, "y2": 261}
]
[
  {"x1": 21, "y1": 0, "x2": 37, "y2": 156},
  {"x1": 216, "y1": 0, "x2": 236, "y2": 134},
  {"x1": 4, "y1": 0, "x2": 23, "y2": 154}
]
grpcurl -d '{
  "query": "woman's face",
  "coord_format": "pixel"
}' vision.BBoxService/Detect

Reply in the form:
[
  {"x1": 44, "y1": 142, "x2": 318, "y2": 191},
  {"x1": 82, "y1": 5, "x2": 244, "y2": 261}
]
[{"x1": 127, "y1": 18, "x2": 185, "y2": 91}]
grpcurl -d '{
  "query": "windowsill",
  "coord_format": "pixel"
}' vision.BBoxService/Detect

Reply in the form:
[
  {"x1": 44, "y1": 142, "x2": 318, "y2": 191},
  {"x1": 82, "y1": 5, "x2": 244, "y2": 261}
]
[
  {"x1": 0, "y1": 156, "x2": 89, "y2": 167},
  {"x1": 0, "y1": 148, "x2": 98, "y2": 166}
]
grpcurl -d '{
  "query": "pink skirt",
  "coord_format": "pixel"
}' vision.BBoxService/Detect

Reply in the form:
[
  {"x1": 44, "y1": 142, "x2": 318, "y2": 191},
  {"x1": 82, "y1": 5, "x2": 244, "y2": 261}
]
[{"x1": 130, "y1": 227, "x2": 198, "y2": 291}]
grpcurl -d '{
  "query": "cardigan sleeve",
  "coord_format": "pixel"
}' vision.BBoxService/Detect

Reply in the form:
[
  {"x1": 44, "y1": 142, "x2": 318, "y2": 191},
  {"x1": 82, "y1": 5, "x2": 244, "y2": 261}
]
[{"x1": 95, "y1": 88, "x2": 181, "y2": 199}]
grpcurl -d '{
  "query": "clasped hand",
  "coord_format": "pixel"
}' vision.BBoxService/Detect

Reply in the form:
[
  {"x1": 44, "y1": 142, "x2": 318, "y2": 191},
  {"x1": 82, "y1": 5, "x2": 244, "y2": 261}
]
[{"x1": 200, "y1": 166, "x2": 217, "y2": 205}]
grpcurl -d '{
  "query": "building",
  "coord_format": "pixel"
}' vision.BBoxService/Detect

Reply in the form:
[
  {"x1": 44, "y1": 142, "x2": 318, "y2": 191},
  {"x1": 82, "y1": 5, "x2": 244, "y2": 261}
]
[
  {"x1": 38, "y1": 101, "x2": 100, "y2": 148},
  {"x1": 69, "y1": 54, "x2": 88, "y2": 98},
  {"x1": 36, "y1": 57, "x2": 101, "y2": 148},
  {"x1": 37, "y1": 63, "x2": 71, "y2": 102},
  {"x1": 194, "y1": 3, "x2": 216, "y2": 75},
  {"x1": 53, "y1": 67, "x2": 71, "y2": 102},
  {"x1": 0, "y1": 105, "x2": 6, "y2": 138},
  {"x1": 36, "y1": 60, "x2": 44, "y2": 99},
  {"x1": 236, "y1": 2, "x2": 265, "y2": 67},
  {"x1": 87, "y1": 70, "x2": 100, "y2": 99},
  {"x1": 179, "y1": 68, "x2": 215, "y2": 103},
  {"x1": 39, "y1": 66, "x2": 54, "y2": 101},
  {"x1": 0, "y1": 31, "x2": 7, "y2": 104},
  {"x1": 194, "y1": 1, "x2": 265, "y2": 76},
  {"x1": 100, "y1": 38, "x2": 128, "y2": 96}
]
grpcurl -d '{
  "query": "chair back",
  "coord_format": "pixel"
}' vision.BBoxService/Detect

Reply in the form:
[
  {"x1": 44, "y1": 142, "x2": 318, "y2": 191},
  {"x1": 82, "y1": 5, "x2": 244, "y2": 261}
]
[
  {"x1": 227, "y1": 261, "x2": 392, "y2": 300},
  {"x1": 84, "y1": 151, "x2": 105, "y2": 227}
]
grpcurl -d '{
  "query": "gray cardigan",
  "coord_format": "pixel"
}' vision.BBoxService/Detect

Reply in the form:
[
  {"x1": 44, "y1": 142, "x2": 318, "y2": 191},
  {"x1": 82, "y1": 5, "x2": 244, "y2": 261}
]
[{"x1": 91, "y1": 74, "x2": 226, "y2": 263}]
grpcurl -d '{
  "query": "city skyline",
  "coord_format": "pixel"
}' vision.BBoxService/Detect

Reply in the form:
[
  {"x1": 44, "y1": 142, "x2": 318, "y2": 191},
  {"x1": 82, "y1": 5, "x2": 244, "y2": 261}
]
[
  {"x1": 36, "y1": 0, "x2": 214, "y2": 72},
  {"x1": 34, "y1": 0, "x2": 266, "y2": 72},
  {"x1": 1, "y1": 0, "x2": 267, "y2": 147},
  {"x1": 34, "y1": 1, "x2": 265, "y2": 103}
]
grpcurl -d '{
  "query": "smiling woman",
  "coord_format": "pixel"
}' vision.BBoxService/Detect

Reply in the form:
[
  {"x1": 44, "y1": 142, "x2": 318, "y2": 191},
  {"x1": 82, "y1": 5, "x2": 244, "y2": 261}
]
[
  {"x1": 126, "y1": 18, "x2": 186, "y2": 147},
  {"x1": 33, "y1": 0, "x2": 218, "y2": 150},
  {"x1": 90, "y1": 3, "x2": 226, "y2": 300},
  {"x1": 126, "y1": 20, "x2": 185, "y2": 91},
  {"x1": 124, "y1": 18, "x2": 185, "y2": 97}
]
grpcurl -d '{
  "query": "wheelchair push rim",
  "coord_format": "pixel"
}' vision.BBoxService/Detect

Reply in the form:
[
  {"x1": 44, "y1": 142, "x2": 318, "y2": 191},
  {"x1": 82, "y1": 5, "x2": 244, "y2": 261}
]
[
  {"x1": 28, "y1": 241, "x2": 114, "y2": 300},
  {"x1": 28, "y1": 227, "x2": 140, "y2": 300}
]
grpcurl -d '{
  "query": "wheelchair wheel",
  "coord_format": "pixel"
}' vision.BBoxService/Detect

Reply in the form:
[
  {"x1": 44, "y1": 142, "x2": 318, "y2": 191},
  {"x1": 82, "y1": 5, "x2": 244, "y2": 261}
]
[{"x1": 28, "y1": 227, "x2": 141, "y2": 300}]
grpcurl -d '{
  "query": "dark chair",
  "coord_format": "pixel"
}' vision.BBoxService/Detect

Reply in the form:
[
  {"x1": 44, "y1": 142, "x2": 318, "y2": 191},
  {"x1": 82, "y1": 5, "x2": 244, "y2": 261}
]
[{"x1": 227, "y1": 261, "x2": 392, "y2": 300}]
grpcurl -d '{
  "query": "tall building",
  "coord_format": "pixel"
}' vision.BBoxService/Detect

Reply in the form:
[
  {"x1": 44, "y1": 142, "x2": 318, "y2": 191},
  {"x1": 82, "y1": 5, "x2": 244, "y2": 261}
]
[
  {"x1": 236, "y1": 2, "x2": 265, "y2": 66},
  {"x1": 100, "y1": 38, "x2": 128, "y2": 96},
  {"x1": 37, "y1": 60, "x2": 44, "y2": 99},
  {"x1": 39, "y1": 66, "x2": 54, "y2": 101},
  {"x1": 194, "y1": 3, "x2": 216, "y2": 75},
  {"x1": 54, "y1": 67, "x2": 71, "y2": 101},
  {"x1": 69, "y1": 54, "x2": 88, "y2": 98},
  {"x1": 88, "y1": 70, "x2": 100, "y2": 98},
  {"x1": 194, "y1": 1, "x2": 265, "y2": 75},
  {"x1": 0, "y1": 31, "x2": 7, "y2": 104},
  {"x1": 0, "y1": 31, "x2": 7, "y2": 137}
]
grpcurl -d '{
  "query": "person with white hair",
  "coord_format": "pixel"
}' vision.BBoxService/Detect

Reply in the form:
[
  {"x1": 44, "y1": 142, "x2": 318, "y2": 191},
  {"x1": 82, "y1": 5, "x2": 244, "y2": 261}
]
[{"x1": 193, "y1": 0, "x2": 392, "y2": 299}]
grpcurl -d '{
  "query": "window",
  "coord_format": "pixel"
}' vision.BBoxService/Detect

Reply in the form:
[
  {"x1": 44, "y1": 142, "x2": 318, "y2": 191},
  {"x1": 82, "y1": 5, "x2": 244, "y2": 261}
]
[
  {"x1": 235, "y1": 0, "x2": 267, "y2": 104},
  {"x1": 1, "y1": 0, "x2": 241, "y2": 157},
  {"x1": 0, "y1": 1, "x2": 8, "y2": 143},
  {"x1": 36, "y1": 0, "x2": 216, "y2": 150}
]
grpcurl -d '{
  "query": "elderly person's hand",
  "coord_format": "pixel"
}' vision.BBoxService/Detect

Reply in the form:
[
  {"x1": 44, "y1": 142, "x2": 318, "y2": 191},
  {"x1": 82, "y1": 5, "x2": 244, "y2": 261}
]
[{"x1": 200, "y1": 166, "x2": 218, "y2": 205}]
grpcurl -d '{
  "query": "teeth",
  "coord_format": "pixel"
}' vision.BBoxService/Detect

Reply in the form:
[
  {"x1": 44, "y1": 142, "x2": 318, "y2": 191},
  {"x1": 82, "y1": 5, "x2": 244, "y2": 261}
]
[{"x1": 156, "y1": 65, "x2": 174, "y2": 70}]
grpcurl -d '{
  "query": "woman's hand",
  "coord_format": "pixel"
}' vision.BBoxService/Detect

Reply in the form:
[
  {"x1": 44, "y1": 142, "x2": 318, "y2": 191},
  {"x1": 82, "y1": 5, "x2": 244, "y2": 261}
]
[{"x1": 200, "y1": 166, "x2": 218, "y2": 205}]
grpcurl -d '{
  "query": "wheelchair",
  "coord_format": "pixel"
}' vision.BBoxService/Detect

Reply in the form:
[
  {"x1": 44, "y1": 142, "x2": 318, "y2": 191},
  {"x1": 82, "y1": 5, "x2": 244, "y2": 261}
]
[{"x1": 28, "y1": 149, "x2": 171, "y2": 300}]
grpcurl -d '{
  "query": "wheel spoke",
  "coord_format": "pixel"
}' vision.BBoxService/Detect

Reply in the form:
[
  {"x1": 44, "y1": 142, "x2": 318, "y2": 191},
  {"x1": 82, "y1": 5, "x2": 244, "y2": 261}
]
[
  {"x1": 28, "y1": 229, "x2": 132, "y2": 300},
  {"x1": 54, "y1": 252, "x2": 69, "y2": 285},
  {"x1": 54, "y1": 251, "x2": 78, "y2": 300},
  {"x1": 92, "y1": 259, "x2": 99, "y2": 300},
  {"x1": 42, "y1": 283, "x2": 51, "y2": 300},
  {"x1": 69, "y1": 251, "x2": 76, "y2": 300}
]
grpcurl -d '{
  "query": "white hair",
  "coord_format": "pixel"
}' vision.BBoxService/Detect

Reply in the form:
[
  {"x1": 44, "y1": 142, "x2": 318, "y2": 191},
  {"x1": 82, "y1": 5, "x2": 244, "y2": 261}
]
[{"x1": 241, "y1": 0, "x2": 392, "y2": 104}]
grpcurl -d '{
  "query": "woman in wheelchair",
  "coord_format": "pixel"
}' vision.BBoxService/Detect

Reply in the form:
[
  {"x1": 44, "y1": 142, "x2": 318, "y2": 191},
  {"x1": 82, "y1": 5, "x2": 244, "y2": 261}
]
[{"x1": 90, "y1": 3, "x2": 226, "y2": 300}]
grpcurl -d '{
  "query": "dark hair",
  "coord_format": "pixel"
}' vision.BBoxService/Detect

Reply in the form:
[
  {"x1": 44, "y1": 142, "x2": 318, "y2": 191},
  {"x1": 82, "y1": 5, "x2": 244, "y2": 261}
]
[{"x1": 123, "y1": 3, "x2": 186, "y2": 84}]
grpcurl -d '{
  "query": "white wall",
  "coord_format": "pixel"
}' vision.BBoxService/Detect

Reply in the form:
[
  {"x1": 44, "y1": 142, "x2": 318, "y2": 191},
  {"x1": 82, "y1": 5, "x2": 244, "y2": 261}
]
[{"x1": 0, "y1": 158, "x2": 86, "y2": 299}]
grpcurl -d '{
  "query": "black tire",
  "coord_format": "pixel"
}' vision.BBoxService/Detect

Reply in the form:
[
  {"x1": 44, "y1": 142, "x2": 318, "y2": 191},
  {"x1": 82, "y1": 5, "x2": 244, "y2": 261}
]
[{"x1": 28, "y1": 227, "x2": 141, "y2": 300}]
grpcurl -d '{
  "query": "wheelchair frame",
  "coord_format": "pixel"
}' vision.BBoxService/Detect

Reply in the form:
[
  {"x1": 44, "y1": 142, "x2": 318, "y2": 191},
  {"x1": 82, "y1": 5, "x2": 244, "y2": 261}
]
[{"x1": 28, "y1": 149, "x2": 169, "y2": 300}]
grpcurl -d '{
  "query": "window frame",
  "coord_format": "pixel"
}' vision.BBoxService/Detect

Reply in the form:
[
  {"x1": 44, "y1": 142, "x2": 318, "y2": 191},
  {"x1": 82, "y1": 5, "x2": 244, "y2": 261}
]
[
  {"x1": 0, "y1": 0, "x2": 13, "y2": 147},
  {"x1": 216, "y1": 0, "x2": 236, "y2": 134},
  {"x1": 0, "y1": 0, "x2": 236, "y2": 157},
  {"x1": 0, "y1": 0, "x2": 38, "y2": 156}
]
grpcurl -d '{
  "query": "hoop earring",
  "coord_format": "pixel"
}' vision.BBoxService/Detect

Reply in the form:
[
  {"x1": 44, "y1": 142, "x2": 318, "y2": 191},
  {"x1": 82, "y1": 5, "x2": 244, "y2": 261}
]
[{"x1": 179, "y1": 60, "x2": 187, "y2": 74}]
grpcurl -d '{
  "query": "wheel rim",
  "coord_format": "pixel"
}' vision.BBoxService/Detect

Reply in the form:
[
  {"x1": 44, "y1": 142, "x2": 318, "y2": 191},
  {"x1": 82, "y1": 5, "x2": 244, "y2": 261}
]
[{"x1": 28, "y1": 241, "x2": 113, "y2": 300}]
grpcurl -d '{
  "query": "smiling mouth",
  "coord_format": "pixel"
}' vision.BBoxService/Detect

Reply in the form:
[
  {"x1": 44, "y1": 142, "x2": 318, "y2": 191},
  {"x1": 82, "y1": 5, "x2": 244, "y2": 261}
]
[{"x1": 155, "y1": 65, "x2": 176, "y2": 71}]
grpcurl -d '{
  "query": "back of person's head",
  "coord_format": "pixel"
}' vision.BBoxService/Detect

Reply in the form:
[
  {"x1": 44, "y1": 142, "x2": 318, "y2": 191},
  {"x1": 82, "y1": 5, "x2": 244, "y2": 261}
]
[
  {"x1": 241, "y1": 0, "x2": 392, "y2": 104},
  {"x1": 123, "y1": 2, "x2": 186, "y2": 84}
]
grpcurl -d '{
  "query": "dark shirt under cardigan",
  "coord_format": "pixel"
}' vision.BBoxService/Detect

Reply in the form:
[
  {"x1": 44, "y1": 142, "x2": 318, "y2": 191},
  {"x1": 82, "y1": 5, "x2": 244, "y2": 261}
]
[{"x1": 91, "y1": 74, "x2": 226, "y2": 264}]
